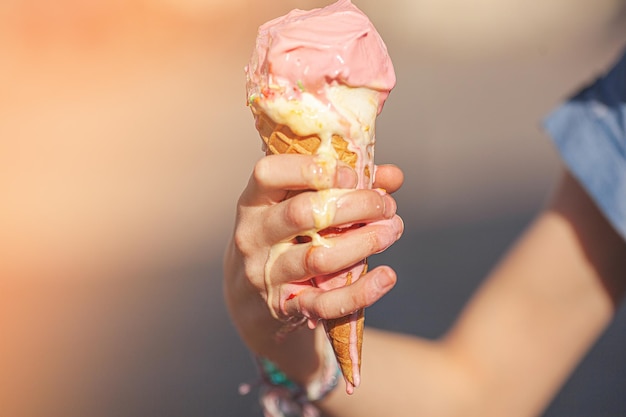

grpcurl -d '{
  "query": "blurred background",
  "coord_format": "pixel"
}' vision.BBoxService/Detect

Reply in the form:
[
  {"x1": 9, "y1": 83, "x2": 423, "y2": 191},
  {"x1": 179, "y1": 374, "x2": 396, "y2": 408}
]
[{"x1": 1, "y1": 1, "x2": 625, "y2": 416}]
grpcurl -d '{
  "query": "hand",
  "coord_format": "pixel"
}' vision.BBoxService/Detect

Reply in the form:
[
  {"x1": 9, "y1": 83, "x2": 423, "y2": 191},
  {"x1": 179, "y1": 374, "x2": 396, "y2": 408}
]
[{"x1": 224, "y1": 154, "x2": 404, "y2": 335}]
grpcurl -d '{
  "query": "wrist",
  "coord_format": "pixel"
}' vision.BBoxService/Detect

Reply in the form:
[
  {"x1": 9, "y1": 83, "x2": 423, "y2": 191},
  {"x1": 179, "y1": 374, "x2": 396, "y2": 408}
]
[
  {"x1": 251, "y1": 330, "x2": 341, "y2": 417},
  {"x1": 224, "y1": 247, "x2": 323, "y2": 383}
]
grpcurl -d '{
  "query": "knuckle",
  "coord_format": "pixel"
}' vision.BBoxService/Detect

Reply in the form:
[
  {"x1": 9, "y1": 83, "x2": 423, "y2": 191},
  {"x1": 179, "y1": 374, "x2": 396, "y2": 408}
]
[
  {"x1": 347, "y1": 288, "x2": 365, "y2": 312},
  {"x1": 243, "y1": 262, "x2": 262, "y2": 287},
  {"x1": 233, "y1": 228, "x2": 253, "y2": 256},
  {"x1": 365, "y1": 229, "x2": 384, "y2": 253},
  {"x1": 311, "y1": 295, "x2": 333, "y2": 319},
  {"x1": 232, "y1": 230, "x2": 265, "y2": 285},
  {"x1": 283, "y1": 197, "x2": 312, "y2": 229},
  {"x1": 252, "y1": 158, "x2": 271, "y2": 186},
  {"x1": 304, "y1": 246, "x2": 328, "y2": 276},
  {"x1": 290, "y1": 291, "x2": 313, "y2": 319},
  {"x1": 361, "y1": 280, "x2": 380, "y2": 306}
]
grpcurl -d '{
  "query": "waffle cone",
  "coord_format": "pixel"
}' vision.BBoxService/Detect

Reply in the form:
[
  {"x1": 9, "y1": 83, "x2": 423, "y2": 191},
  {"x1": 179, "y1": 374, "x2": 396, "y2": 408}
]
[
  {"x1": 255, "y1": 110, "x2": 369, "y2": 388},
  {"x1": 322, "y1": 264, "x2": 367, "y2": 387},
  {"x1": 256, "y1": 111, "x2": 359, "y2": 168}
]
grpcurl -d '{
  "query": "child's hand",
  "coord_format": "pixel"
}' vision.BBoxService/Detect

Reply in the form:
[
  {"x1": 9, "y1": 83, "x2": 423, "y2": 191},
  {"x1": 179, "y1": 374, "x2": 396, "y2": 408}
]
[{"x1": 225, "y1": 154, "x2": 404, "y2": 331}]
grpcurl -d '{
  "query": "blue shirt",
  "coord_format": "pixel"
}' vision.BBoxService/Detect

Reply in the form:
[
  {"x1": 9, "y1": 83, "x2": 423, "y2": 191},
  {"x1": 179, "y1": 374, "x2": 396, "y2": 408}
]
[{"x1": 544, "y1": 49, "x2": 626, "y2": 242}]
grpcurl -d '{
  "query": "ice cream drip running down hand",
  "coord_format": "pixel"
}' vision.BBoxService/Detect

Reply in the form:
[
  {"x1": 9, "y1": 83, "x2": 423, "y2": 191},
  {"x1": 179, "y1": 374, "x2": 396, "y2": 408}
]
[{"x1": 245, "y1": 0, "x2": 395, "y2": 394}]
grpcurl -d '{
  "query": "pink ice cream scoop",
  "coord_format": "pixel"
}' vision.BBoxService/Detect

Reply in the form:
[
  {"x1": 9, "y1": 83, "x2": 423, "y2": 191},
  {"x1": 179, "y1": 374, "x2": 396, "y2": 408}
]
[{"x1": 246, "y1": 0, "x2": 395, "y2": 112}]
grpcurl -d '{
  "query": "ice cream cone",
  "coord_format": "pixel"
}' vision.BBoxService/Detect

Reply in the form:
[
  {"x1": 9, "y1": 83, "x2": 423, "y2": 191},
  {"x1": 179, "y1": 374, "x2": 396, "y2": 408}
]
[
  {"x1": 245, "y1": 0, "x2": 395, "y2": 393},
  {"x1": 256, "y1": 112, "x2": 359, "y2": 169},
  {"x1": 322, "y1": 266, "x2": 366, "y2": 389},
  {"x1": 256, "y1": 110, "x2": 369, "y2": 388}
]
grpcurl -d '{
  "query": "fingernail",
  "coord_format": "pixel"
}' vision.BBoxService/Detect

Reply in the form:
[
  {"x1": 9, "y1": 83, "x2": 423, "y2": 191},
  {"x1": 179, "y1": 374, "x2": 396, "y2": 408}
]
[
  {"x1": 337, "y1": 165, "x2": 357, "y2": 189},
  {"x1": 392, "y1": 216, "x2": 404, "y2": 238},
  {"x1": 375, "y1": 270, "x2": 394, "y2": 290},
  {"x1": 382, "y1": 193, "x2": 396, "y2": 218}
]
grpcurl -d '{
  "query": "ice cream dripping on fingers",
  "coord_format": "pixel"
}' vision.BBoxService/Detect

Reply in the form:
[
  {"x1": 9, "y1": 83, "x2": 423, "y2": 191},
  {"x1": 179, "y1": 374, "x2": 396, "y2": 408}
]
[
  {"x1": 262, "y1": 187, "x2": 350, "y2": 323},
  {"x1": 246, "y1": 0, "x2": 395, "y2": 393}
]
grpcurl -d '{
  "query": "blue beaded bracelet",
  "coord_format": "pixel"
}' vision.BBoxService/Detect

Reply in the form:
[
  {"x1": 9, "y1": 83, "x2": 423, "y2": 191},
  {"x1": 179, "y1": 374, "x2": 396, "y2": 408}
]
[
  {"x1": 258, "y1": 357, "x2": 300, "y2": 391},
  {"x1": 254, "y1": 341, "x2": 341, "y2": 417}
]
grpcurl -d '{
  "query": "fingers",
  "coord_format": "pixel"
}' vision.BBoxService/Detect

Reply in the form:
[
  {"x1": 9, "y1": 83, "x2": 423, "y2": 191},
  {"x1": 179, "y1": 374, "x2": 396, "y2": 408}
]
[
  {"x1": 240, "y1": 154, "x2": 358, "y2": 206},
  {"x1": 240, "y1": 155, "x2": 404, "y2": 208},
  {"x1": 283, "y1": 266, "x2": 398, "y2": 320},
  {"x1": 234, "y1": 155, "x2": 405, "y2": 326},
  {"x1": 268, "y1": 216, "x2": 404, "y2": 284},
  {"x1": 373, "y1": 164, "x2": 404, "y2": 193},
  {"x1": 262, "y1": 188, "x2": 399, "y2": 245}
]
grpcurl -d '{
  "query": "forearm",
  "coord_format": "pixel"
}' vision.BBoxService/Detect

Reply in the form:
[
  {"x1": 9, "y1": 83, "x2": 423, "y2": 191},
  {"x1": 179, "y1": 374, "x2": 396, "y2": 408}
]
[
  {"x1": 319, "y1": 170, "x2": 626, "y2": 417},
  {"x1": 320, "y1": 328, "x2": 476, "y2": 417},
  {"x1": 444, "y1": 172, "x2": 626, "y2": 416}
]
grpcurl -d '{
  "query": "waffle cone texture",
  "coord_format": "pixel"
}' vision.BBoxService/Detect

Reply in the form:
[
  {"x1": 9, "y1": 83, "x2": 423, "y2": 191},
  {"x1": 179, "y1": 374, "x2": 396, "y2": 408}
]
[{"x1": 256, "y1": 111, "x2": 367, "y2": 387}]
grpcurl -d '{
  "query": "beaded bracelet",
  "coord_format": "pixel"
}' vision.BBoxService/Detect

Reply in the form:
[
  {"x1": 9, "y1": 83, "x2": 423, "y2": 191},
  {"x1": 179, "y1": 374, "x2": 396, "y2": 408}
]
[{"x1": 241, "y1": 341, "x2": 341, "y2": 417}]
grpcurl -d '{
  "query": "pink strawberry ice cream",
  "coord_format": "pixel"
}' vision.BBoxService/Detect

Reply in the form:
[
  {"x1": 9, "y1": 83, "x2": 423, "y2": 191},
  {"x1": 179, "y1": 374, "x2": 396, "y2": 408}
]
[{"x1": 246, "y1": 0, "x2": 395, "y2": 113}]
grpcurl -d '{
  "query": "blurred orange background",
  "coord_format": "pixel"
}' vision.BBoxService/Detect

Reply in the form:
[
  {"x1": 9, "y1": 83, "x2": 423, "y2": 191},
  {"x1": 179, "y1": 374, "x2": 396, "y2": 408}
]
[{"x1": 1, "y1": 1, "x2": 625, "y2": 416}]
